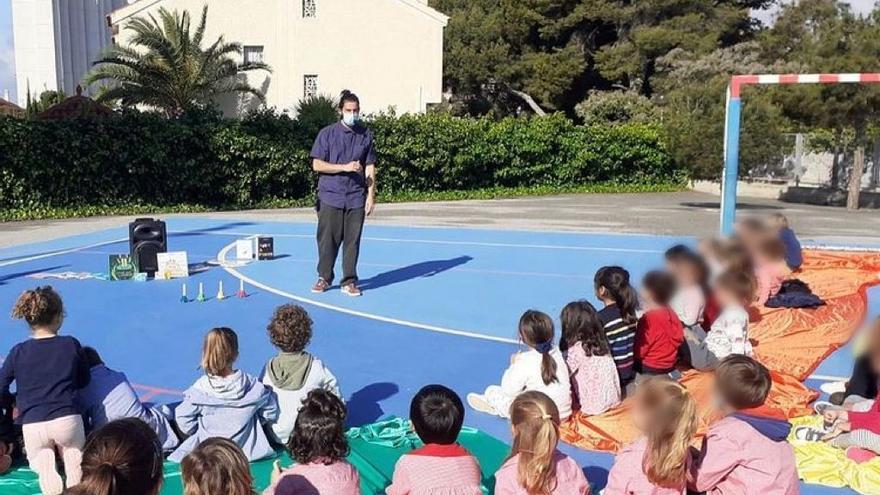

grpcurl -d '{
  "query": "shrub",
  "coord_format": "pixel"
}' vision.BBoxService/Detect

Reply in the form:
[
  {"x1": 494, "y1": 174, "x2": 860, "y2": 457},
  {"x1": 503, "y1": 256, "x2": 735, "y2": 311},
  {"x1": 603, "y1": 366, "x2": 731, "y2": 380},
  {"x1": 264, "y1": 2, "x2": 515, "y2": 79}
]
[{"x1": 0, "y1": 110, "x2": 684, "y2": 217}]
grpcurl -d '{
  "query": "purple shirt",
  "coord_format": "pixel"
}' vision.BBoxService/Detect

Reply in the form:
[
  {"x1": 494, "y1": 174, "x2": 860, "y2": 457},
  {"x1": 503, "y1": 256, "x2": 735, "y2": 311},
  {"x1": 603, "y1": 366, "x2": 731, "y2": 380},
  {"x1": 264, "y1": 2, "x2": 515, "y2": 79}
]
[{"x1": 310, "y1": 121, "x2": 377, "y2": 209}]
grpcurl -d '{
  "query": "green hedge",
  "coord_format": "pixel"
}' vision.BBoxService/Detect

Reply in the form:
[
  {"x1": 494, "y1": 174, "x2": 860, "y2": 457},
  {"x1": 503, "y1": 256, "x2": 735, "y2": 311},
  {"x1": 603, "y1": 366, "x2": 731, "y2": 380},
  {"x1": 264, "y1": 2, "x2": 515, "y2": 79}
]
[{"x1": 0, "y1": 111, "x2": 684, "y2": 216}]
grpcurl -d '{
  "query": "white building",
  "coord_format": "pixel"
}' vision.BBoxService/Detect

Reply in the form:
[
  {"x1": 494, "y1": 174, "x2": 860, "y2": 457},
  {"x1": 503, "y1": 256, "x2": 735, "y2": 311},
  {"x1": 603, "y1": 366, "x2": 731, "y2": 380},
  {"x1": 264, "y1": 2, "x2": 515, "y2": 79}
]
[
  {"x1": 11, "y1": 0, "x2": 131, "y2": 106},
  {"x1": 108, "y1": 0, "x2": 448, "y2": 115}
]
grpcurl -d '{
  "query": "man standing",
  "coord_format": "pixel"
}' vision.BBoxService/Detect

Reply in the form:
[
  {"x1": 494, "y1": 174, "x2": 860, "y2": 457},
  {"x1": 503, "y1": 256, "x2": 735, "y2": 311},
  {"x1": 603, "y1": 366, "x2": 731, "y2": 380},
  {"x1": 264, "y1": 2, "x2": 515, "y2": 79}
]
[{"x1": 309, "y1": 90, "x2": 376, "y2": 297}]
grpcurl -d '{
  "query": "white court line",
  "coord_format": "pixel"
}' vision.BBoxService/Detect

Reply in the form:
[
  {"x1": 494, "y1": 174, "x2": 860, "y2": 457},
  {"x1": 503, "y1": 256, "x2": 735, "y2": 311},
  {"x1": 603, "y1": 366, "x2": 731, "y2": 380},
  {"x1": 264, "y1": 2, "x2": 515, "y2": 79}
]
[
  {"x1": 0, "y1": 237, "x2": 129, "y2": 268},
  {"x1": 216, "y1": 241, "x2": 519, "y2": 345},
  {"x1": 193, "y1": 230, "x2": 665, "y2": 254},
  {"x1": 808, "y1": 374, "x2": 848, "y2": 382}
]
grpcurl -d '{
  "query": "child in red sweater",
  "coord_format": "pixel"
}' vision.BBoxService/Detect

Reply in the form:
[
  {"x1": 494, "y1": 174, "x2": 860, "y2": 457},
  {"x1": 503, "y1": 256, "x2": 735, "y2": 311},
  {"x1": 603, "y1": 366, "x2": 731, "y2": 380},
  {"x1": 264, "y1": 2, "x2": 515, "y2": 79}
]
[{"x1": 635, "y1": 271, "x2": 684, "y2": 379}]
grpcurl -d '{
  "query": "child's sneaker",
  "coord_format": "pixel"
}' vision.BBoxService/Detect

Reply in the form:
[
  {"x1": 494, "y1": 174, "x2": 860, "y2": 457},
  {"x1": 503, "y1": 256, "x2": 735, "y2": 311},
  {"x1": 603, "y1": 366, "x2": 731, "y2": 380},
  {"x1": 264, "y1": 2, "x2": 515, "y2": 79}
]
[
  {"x1": 467, "y1": 393, "x2": 495, "y2": 415},
  {"x1": 846, "y1": 446, "x2": 878, "y2": 464},
  {"x1": 813, "y1": 401, "x2": 839, "y2": 416},
  {"x1": 793, "y1": 426, "x2": 826, "y2": 442}
]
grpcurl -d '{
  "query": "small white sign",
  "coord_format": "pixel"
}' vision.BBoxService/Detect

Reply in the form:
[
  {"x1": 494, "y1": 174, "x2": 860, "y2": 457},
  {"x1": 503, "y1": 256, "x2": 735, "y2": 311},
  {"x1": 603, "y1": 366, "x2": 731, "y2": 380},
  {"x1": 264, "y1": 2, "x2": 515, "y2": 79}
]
[
  {"x1": 157, "y1": 251, "x2": 189, "y2": 279},
  {"x1": 235, "y1": 239, "x2": 255, "y2": 260}
]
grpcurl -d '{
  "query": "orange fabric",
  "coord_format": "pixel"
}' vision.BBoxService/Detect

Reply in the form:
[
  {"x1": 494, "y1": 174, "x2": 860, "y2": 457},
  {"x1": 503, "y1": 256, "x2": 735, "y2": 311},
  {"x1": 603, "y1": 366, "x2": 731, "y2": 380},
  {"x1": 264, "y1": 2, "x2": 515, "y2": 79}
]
[{"x1": 561, "y1": 250, "x2": 880, "y2": 453}]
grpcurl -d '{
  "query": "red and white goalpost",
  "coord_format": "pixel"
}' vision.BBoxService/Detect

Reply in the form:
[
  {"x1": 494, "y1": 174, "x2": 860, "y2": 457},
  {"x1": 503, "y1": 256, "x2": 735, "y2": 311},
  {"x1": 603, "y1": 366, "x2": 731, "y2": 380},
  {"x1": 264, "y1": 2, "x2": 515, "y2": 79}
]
[{"x1": 720, "y1": 73, "x2": 880, "y2": 235}]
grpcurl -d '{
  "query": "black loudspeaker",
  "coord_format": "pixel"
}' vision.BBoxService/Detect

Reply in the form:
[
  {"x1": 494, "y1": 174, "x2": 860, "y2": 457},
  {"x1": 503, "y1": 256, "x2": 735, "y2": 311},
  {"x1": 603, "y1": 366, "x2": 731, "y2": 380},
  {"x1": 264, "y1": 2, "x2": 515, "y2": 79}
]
[{"x1": 129, "y1": 218, "x2": 167, "y2": 277}]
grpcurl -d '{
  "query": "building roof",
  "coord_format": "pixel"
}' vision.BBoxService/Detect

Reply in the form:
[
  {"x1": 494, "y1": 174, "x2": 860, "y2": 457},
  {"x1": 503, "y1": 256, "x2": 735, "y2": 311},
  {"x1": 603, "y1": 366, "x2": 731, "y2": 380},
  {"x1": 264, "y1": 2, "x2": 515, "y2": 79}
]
[
  {"x1": 110, "y1": 0, "x2": 448, "y2": 25},
  {"x1": 0, "y1": 97, "x2": 24, "y2": 118},
  {"x1": 36, "y1": 86, "x2": 115, "y2": 120}
]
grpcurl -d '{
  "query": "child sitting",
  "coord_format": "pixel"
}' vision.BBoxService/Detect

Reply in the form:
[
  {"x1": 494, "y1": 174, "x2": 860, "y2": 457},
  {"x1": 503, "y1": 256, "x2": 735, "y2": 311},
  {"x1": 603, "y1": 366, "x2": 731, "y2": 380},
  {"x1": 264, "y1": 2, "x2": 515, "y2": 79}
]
[
  {"x1": 387, "y1": 385, "x2": 482, "y2": 495},
  {"x1": 704, "y1": 271, "x2": 754, "y2": 360},
  {"x1": 754, "y1": 236, "x2": 790, "y2": 305},
  {"x1": 260, "y1": 304, "x2": 341, "y2": 444},
  {"x1": 170, "y1": 327, "x2": 279, "y2": 462},
  {"x1": 0, "y1": 287, "x2": 89, "y2": 495},
  {"x1": 796, "y1": 318, "x2": 880, "y2": 460},
  {"x1": 264, "y1": 389, "x2": 359, "y2": 495},
  {"x1": 182, "y1": 437, "x2": 257, "y2": 495},
  {"x1": 604, "y1": 377, "x2": 697, "y2": 494},
  {"x1": 493, "y1": 391, "x2": 590, "y2": 494},
  {"x1": 635, "y1": 271, "x2": 684, "y2": 379},
  {"x1": 559, "y1": 301, "x2": 621, "y2": 415},
  {"x1": 666, "y1": 250, "x2": 707, "y2": 331},
  {"x1": 65, "y1": 418, "x2": 164, "y2": 495},
  {"x1": 77, "y1": 347, "x2": 179, "y2": 450},
  {"x1": 468, "y1": 311, "x2": 572, "y2": 420},
  {"x1": 594, "y1": 266, "x2": 640, "y2": 393},
  {"x1": 769, "y1": 213, "x2": 803, "y2": 271},
  {"x1": 689, "y1": 355, "x2": 799, "y2": 495}
]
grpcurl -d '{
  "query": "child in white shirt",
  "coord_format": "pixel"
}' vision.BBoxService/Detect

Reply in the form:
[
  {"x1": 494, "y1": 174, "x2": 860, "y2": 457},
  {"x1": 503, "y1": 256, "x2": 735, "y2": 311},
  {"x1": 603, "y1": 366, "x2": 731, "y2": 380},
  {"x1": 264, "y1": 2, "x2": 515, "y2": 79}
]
[
  {"x1": 468, "y1": 310, "x2": 572, "y2": 420},
  {"x1": 705, "y1": 271, "x2": 755, "y2": 360}
]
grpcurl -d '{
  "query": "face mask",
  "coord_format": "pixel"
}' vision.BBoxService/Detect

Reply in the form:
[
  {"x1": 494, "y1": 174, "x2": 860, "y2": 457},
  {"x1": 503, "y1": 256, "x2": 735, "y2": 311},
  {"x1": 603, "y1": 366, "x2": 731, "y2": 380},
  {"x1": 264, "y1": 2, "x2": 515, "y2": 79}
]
[{"x1": 342, "y1": 111, "x2": 359, "y2": 127}]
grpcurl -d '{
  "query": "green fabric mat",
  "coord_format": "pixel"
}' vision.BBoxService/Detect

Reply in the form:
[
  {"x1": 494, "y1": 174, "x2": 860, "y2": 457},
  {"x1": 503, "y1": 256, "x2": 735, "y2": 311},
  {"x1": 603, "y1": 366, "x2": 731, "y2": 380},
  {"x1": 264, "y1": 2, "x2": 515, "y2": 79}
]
[{"x1": 0, "y1": 417, "x2": 510, "y2": 495}]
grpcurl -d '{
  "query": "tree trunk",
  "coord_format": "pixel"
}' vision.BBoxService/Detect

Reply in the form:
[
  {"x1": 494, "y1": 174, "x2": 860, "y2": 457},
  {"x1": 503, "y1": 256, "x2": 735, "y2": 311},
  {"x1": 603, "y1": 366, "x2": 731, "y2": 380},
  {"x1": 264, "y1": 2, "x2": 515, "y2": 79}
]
[
  {"x1": 847, "y1": 144, "x2": 865, "y2": 210},
  {"x1": 871, "y1": 138, "x2": 880, "y2": 190},
  {"x1": 830, "y1": 129, "x2": 842, "y2": 189},
  {"x1": 509, "y1": 89, "x2": 547, "y2": 116}
]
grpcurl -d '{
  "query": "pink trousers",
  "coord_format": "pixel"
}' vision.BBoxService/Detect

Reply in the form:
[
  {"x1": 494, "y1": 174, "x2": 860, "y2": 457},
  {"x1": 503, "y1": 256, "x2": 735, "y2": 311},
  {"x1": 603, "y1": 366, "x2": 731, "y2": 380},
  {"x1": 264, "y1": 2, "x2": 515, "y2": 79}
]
[{"x1": 22, "y1": 414, "x2": 85, "y2": 495}]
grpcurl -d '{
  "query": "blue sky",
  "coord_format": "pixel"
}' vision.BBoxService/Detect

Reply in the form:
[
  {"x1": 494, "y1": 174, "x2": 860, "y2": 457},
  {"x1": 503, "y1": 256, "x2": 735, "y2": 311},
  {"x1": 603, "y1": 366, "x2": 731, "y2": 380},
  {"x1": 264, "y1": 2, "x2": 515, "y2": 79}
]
[{"x1": 0, "y1": 0, "x2": 876, "y2": 104}]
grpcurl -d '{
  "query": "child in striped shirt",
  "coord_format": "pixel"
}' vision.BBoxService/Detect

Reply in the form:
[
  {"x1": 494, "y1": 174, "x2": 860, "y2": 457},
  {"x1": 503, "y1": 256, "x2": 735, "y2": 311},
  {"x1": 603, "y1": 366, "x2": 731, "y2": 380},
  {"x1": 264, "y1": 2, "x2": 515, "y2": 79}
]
[
  {"x1": 595, "y1": 267, "x2": 640, "y2": 394},
  {"x1": 387, "y1": 385, "x2": 482, "y2": 495}
]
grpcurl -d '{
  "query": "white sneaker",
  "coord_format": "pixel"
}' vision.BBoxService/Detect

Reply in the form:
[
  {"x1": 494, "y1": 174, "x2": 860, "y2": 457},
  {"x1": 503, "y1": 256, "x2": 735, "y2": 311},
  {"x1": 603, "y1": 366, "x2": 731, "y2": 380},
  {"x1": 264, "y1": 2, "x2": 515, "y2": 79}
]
[
  {"x1": 793, "y1": 426, "x2": 826, "y2": 442},
  {"x1": 467, "y1": 393, "x2": 495, "y2": 415},
  {"x1": 819, "y1": 381, "x2": 847, "y2": 395}
]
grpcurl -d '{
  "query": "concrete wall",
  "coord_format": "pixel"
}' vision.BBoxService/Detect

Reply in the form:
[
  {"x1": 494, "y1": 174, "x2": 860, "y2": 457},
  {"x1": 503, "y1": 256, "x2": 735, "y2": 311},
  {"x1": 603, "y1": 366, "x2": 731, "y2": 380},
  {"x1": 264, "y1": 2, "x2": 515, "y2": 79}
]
[
  {"x1": 111, "y1": 0, "x2": 447, "y2": 115},
  {"x1": 12, "y1": 0, "x2": 129, "y2": 105}
]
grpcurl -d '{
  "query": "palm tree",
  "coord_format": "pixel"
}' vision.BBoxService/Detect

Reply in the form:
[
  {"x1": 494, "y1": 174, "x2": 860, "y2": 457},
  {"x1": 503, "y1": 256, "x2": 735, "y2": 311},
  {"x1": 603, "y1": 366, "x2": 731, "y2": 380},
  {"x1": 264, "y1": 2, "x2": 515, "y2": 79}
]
[{"x1": 85, "y1": 6, "x2": 271, "y2": 115}]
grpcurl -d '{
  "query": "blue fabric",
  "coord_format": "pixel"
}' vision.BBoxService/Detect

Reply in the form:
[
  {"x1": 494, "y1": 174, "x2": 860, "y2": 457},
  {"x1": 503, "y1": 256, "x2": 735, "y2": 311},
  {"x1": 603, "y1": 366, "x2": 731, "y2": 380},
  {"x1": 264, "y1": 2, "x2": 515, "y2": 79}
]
[
  {"x1": 77, "y1": 365, "x2": 179, "y2": 450},
  {"x1": 0, "y1": 335, "x2": 89, "y2": 424},
  {"x1": 780, "y1": 227, "x2": 803, "y2": 270},
  {"x1": 732, "y1": 412, "x2": 792, "y2": 442},
  {"x1": 168, "y1": 370, "x2": 279, "y2": 462},
  {"x1": 310, "y1": 122, "x2": 377, "y2": 209},
  {"x1": 765, "y1": 292, "x2": 824, "y2": 308}
]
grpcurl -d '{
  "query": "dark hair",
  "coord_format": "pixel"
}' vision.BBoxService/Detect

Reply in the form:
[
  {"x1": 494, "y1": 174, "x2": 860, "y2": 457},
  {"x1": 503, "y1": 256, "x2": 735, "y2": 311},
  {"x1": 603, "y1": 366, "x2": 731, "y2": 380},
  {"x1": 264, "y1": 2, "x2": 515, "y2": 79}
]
[
  {"x1": 338, "y1": 90, "x2": 360, "y2": 110},
  {"x1": 642, "y1": 271, "x2": 677, "y2": 306},
  {"x1": 715, "y1": 270, "x2": 755, "y2": 304},
  {"x1": 181, "y1": 438, "x2": 256, "y2": 495},
  {"x1": 267, "y1": 304, "x2": 313, "y2": 353},
  {"x1": 287, "y1": 389, "x2": 349, "y2": 464},
  {"x1": 664, "y1": 244, "x2": 693, "y2": 262},
  {"x1": 82, "y1": 346, "x2": 104, "y2": 368},
  {"x1": 594, "y1": 266, "x2": 639, "y2": 324},
  {"x1": 410, "y1": 384, "x2": 464, "y2": 445},
  {"x1": 65, "y1": 418, "x2": 163, "y2": 495},
  {"x1": 11, "y1": 286, "x2": 63, "y2": 328},
  {"x1": 714, "y1": 355, "x2": 771, "y2": 410},
  {"x1": 559, "y1": 300, "x2": 609, "y2": 357},
  {"x1": 519, "y1": 310, "x2": 557, "y2": 385}
]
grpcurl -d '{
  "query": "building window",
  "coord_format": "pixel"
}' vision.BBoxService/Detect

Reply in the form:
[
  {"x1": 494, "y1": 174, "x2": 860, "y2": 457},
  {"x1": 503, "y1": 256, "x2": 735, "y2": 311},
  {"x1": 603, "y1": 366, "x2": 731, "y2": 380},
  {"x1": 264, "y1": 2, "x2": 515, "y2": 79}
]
[
  {"x1": 303, "y1": 0, "x2": 316, "y2": 18},
  {"x1": 304, "y1": 75, "x2": 318, "y2": 98},
  {"x1": 243, "y1": 46, "x2": 264, "y2": 64}
]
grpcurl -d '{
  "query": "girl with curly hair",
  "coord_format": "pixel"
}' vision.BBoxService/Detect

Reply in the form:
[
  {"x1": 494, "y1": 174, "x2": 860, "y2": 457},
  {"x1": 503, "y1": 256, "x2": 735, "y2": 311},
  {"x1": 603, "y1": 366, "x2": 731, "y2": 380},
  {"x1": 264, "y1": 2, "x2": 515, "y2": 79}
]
[{"x1": 263, "y1": 389, "x2": 359, "y2": 495}]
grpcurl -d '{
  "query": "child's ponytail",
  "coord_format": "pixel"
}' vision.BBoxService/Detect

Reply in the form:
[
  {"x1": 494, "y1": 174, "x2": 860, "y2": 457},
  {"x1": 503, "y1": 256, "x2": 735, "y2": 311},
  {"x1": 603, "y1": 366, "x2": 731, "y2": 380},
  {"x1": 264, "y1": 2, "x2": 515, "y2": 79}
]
[
  {"x1": 638, "y1": 378, "x2": 697, "y2": 489},
  {"x1": 11, "y1": 286, "x2": 63, "y2": 328},
  {"x1": 518, "y1": 310, "x2": 558, "y2": 385},
  {"x1": 66, "y1": 418, "x2": 163, "y2": 495},
  {"x1": 508, "y1": 391, "x2": 561, "y2": 495},
  {"x1": 594, "y1": 267, "x2": 638, "y2": 324}
]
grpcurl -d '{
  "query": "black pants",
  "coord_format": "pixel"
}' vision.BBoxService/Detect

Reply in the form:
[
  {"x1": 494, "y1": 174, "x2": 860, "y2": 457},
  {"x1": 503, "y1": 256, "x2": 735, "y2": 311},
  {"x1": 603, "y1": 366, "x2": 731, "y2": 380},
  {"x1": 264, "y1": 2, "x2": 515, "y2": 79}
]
[{"x1": 316, "y1": 202, "x2": 365, "y2": 286}]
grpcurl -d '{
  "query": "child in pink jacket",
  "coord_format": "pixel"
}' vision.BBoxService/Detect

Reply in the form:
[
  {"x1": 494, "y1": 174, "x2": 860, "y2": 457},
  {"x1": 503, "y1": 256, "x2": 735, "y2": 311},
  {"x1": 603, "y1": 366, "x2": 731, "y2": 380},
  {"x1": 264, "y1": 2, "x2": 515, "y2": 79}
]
[
  {"x1": 494, "y1": 391, "x2": 590, "y2": 494},
  {"x1": 689, "y1": 355, "x2": 799, "y2": 495},
  {"x1": 264, "y1": 390, "x2": 359, "y2": 495},
  {"x1": 386, "y1": 385, "x2": 482, "y2": 495},
  {"x1": 604, "y1": 377, "x2": 697, "y2": 494}
]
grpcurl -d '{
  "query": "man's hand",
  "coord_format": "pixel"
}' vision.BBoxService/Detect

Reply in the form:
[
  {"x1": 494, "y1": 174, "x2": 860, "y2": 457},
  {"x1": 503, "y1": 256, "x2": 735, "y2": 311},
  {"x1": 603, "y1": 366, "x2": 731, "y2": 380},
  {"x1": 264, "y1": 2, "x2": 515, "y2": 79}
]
[
  {"x1": 342, "y1": 161, "x2": 362, "y2": 173},
  {"x1": 366, "y1": 195, "x2": 376, "y2": 216}
]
